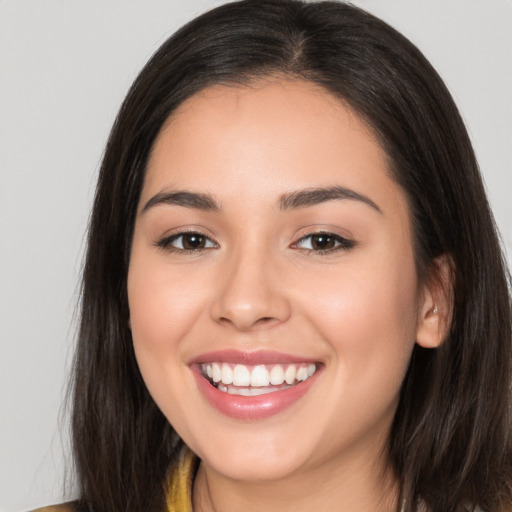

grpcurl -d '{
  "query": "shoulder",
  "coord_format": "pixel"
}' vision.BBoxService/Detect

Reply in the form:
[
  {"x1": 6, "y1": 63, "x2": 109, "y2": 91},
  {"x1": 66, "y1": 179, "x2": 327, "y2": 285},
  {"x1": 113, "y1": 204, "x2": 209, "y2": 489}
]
[{"x1": 29, "y1": 503, "x2": 77, "y2": 512}]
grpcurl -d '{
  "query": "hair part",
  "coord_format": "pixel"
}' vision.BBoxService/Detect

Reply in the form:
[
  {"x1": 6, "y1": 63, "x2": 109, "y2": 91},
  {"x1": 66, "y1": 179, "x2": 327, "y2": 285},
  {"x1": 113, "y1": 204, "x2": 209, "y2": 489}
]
[{"x1": 71, "y1": 1, "x2": 512, "y2": 511}]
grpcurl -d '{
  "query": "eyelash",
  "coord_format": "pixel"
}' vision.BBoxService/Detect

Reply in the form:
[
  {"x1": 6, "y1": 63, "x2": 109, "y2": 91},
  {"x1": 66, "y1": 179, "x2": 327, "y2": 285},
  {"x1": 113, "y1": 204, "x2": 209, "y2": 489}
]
[
  {"x1": 155, "y1": 231, "x2": 217, "y2": 252},
  {"x1": 155, "y1": 231, "x2": 355, "y2": 254},
  {"x1": 293, "y1": 232, "x2": 356, "y2": 254}
]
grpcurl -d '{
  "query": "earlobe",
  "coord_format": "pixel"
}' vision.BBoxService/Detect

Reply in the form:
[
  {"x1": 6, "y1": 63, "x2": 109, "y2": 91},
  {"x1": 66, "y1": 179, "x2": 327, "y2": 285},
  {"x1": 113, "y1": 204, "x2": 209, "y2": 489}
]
[
  {"x1": 415, "y1": 254, "x2": 454, "y2": 349},
  {"x1": 415, "y1": 297, "x2": 443, "y2": 349}
]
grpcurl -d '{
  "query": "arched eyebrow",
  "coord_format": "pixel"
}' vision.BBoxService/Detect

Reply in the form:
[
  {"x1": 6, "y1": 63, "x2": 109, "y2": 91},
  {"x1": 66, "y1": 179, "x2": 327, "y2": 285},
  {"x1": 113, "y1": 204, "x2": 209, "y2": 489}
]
[
  {"x1": 141, "y1": 186, "x2": 381, "y2": 214},
  {"x1": 279, "y1": 186, "x2": 382, "y2": 213},
  {"x1": 141, "y1": 190, "x2": 220, "y2": 213}
]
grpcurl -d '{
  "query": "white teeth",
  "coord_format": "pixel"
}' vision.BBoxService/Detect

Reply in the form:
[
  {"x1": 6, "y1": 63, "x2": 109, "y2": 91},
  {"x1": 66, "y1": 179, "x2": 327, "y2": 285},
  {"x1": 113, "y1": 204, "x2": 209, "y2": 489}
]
[
  {"x1": 269, "y1": 365, "x2": 285, "y2": 385},
  {"x1": 234, "y1": 387, "x2": 250, "y2": 396},
  {"x1": 202, "y1": 362, "x2": 318, "y2": 392},
  {"x1": 250, "y1": 365, "x2": 270, "y2": 387},
  {"x1": 247, "y1": 386, "x2": 276, "y2": 396},
  {"x1": 296, "y1": 366, "x2": 308, "y2": 381},
  {"x1": 212, "y1": 363, "x2": 222, "y2": 383},
  {"x1": 221, "y1": 364, "x2": 233, "y2": 385},
  {"x1": 284, "y1": 365, "x2": 296, "y2": 385},
  {"x1": 226, "y1": 384, "x2": 288, "y2": 396},
  {"x1": 233, "y1": 364, "x2": 251, "y2": 386}
]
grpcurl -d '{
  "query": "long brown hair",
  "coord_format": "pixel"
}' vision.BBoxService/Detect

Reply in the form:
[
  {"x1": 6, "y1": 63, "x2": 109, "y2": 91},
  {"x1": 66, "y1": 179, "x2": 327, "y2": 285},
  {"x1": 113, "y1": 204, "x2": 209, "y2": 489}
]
[{"x1": 71, "y1": 1, "x2": 512, "y2": 510}]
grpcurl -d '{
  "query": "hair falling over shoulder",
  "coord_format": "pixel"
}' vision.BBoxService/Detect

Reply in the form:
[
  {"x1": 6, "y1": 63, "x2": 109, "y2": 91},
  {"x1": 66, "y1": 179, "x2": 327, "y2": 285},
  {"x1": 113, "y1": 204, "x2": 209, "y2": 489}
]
[{"x1": 69, "y1": 1, "x2": 512, "y2": 511}]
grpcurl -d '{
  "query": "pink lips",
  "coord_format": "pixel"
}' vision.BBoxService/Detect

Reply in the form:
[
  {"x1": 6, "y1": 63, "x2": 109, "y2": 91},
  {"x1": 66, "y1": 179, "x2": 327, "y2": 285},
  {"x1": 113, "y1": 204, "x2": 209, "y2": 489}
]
[{"x1": 189, "y1": 350, "x2": 320, "y2": 420}]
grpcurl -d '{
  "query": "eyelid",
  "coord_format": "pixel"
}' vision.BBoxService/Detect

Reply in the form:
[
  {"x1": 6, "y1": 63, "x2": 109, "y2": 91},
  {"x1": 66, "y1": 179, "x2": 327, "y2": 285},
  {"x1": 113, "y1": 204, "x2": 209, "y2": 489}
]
[
  {"x1": 154, "y1": 226, "x2": 219, "y2": 252},
  {"x1": 291, "y1": 229, "x2": 356, "y2": 253}
]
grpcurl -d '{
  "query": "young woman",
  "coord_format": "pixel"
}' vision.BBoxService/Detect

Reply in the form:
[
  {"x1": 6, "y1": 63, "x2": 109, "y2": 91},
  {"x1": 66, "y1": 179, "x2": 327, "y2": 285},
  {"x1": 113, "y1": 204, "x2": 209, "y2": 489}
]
[{"x1": 35, "y1": 1, "x2": 512, "y2": 511}]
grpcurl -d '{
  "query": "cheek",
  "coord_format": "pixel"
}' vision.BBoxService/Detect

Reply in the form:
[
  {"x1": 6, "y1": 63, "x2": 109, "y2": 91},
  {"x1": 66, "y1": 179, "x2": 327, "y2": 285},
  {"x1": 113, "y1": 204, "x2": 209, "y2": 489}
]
[
  {"x1": 128, "y1": 255, "x2": 206, "y2": 350},
  {"x1": 299, "y1": 249, "x2": 419, "y2": 382},
  {"x1": 126, "y1": 246, "x2": 210, "y2": 409},
  {"x1": 127, "y1": 252, "x2": 209, "y2": 435}
]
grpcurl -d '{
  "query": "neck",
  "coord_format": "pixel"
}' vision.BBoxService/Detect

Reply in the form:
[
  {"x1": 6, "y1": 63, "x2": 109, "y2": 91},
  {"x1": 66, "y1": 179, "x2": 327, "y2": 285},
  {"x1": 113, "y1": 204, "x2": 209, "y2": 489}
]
[{"x1": 192, "y1": 448, "x2": 400, "y2": 512}]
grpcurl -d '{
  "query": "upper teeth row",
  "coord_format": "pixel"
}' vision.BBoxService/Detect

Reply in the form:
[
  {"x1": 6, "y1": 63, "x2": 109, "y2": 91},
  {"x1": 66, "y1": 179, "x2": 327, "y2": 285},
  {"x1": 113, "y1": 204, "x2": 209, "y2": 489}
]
[{"x1": 201, "y1": 362, "x2": 316, "y2": 387}]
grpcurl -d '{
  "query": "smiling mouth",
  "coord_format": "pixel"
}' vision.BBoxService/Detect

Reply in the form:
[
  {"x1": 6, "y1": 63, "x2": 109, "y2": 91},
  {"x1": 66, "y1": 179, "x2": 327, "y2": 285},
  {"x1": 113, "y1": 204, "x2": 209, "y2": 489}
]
[{"x1": 201, "y1": 362, "x2": 318, "y2": 396}]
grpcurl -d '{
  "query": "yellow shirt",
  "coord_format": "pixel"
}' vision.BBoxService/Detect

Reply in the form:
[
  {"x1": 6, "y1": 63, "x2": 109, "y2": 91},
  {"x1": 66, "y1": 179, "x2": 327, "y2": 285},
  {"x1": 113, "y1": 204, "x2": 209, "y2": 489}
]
[
  {"x1": 165, "y1": 447, "x2": 197, "y2": 512},
  {"x1": 31, "y1": 448, "x2": 197, "y2": 512}
]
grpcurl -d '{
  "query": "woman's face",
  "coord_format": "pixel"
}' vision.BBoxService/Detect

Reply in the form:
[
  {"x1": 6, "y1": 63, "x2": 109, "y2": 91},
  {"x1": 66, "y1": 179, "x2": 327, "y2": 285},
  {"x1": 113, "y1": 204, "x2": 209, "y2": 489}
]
[{"x1": 128, "y1": 80, "x2": 428, "y2": 482}]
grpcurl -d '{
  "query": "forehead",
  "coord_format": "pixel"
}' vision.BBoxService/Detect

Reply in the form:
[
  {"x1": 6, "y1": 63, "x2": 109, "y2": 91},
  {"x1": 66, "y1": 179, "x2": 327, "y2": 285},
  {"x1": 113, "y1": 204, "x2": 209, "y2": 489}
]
[
  {"x1": 143, "y1": 80, "x2": 405, "y2": 219},
  {"x1": 155, "y1": 80, "x2": 381, "y2": 162}
]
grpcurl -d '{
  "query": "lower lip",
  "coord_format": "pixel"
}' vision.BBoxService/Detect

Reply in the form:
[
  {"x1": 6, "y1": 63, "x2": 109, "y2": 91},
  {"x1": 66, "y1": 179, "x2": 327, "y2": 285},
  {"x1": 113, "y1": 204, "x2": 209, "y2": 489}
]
[{"x1": 192, "y1": 366, "x2": 319, "y2": 420}]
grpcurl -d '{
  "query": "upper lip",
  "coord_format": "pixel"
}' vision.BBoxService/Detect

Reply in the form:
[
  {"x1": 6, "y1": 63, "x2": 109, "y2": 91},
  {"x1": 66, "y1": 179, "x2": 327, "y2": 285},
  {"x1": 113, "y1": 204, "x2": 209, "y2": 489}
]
[{"x1": 188, "y1": 349, "x2": 319, "y2": 366}]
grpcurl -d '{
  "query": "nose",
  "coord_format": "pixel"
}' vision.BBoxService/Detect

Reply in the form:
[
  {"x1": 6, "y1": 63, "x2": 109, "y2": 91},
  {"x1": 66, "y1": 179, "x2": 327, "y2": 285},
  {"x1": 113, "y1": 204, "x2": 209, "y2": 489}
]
[{"x1": 210, "y1": 247, "x2": 292, "y2": 331}]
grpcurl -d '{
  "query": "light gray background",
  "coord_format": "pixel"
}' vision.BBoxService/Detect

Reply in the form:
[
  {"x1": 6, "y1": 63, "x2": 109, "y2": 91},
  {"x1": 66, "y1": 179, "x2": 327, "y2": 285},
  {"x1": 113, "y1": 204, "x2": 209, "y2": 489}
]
[{"x1": 1, "y1": 1, "x2": 511, "y2": 510}]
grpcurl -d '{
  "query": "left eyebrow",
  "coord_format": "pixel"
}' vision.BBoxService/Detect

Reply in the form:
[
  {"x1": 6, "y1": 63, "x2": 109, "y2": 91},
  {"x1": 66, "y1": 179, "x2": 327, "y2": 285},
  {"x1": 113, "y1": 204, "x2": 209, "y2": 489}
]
[
  {"x1": 141, "y1": 190, "x2": 220, "y2": 213},
  {"x1": 279, "y1": 186, "x2": 382, "y2": 214}
]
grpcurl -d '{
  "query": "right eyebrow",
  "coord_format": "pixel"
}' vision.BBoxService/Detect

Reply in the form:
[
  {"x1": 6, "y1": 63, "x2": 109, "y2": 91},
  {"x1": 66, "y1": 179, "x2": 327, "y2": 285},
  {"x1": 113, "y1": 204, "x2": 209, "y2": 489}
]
[
  {"x1": 141, "y1": 190, "x2": 220, "y2": 213},
  {"x1": 279, "y1": 185, "x2": 382, "y2": 214}
]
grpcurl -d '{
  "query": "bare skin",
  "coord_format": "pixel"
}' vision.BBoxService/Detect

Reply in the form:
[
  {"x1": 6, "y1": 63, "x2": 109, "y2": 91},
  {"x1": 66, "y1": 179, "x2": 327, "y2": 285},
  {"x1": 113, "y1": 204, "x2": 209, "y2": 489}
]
[{"x1": 128, "y1": 80, "x2": 445, "y2": 512}]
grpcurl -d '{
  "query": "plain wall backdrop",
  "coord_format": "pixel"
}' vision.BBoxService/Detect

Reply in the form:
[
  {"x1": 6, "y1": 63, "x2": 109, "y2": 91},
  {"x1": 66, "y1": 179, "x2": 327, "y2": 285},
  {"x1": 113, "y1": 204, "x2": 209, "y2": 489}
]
[{"x1": 1, "y1": 1, "x2": 511, "y2": 510}]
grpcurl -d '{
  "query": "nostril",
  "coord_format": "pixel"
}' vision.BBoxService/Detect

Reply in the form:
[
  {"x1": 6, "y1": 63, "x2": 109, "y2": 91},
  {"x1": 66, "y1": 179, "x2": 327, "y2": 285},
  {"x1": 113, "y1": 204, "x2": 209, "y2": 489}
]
[
  {"x1": 253, "y1": 316, "x2": 280, "y2": 327},
  {"x1": 217, "y1": 315, "x2": 280, "y2": 330}
]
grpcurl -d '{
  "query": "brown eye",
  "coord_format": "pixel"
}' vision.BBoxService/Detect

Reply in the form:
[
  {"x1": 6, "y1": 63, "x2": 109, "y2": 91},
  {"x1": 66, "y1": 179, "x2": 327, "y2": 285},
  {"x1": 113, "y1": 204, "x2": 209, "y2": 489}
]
[
  {"x1": 294, "y1": 232, "x2": 355, "y2": 253},
  {"x1": 310, "y1": 234, "x2": 336, "y2": 250},
  {"x1": 156, "y1": 232, "x2": 217, "y2": 252},
  {"x1": 182, "y1": 233, "x2": 207, "y2": 250}
]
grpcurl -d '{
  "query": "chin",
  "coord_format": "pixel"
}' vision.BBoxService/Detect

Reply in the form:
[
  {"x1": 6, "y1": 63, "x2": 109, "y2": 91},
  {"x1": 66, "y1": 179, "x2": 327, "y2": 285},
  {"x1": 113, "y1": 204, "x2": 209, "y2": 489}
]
[{"x1": 203, "y1": 448, "x2": 310, "y2": 482}]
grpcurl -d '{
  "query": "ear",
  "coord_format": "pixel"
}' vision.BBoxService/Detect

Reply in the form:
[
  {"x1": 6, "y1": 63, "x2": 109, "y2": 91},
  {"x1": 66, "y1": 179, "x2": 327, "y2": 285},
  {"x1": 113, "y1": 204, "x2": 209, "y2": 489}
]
[{"x1": 415, "y1": 254, "x2": 454, "y2": 349}]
